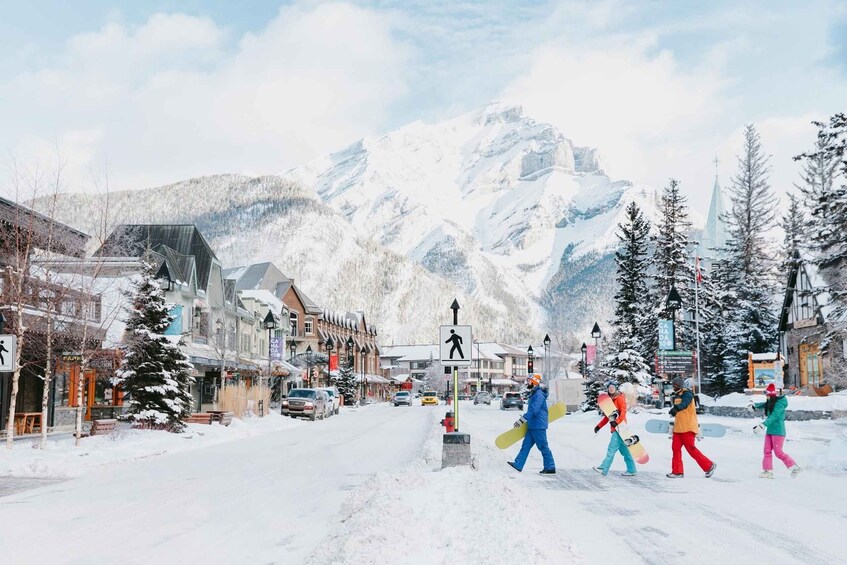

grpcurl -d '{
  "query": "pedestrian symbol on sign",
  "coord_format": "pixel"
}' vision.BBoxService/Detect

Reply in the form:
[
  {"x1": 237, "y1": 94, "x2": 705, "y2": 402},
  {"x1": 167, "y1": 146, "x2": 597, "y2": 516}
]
[
  {"x1": 445, "y1": 330, "x2": 464, "y2": 360},
  {"x1": 0, "y1": 340, "x2": 7, "y2": 365}
]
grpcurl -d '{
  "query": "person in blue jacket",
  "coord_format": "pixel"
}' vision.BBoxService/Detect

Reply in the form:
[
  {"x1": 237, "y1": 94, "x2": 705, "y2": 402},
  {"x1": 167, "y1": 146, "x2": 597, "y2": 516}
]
[{"x1": 508, "y1": 374, "x2": 556, "y2": 474}]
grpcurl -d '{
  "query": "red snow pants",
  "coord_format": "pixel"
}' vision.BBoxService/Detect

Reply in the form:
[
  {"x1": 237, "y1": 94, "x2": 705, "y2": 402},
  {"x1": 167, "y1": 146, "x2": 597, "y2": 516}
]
[{"x1": 672, "y1": 431, "x2": 713, "y2": 475}]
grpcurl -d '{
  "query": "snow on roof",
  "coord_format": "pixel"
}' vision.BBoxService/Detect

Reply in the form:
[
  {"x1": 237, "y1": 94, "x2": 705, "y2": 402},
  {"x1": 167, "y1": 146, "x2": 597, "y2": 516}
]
[
  {"x1": 238, "y1": 289, "x2": 285, "y2": 315},
  {"x1": 751, "y1": 353, "x2": 779, "y2": 361}
]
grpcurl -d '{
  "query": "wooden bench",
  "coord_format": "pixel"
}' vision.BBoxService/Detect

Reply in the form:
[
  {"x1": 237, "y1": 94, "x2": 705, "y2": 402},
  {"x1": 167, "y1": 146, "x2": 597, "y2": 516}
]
[
  {"x1": 186, "y1": 413, "x2": 214, "y2": 425},
  {"x1": 81, "y1": 418, "x2": 118, "y2": 437}
]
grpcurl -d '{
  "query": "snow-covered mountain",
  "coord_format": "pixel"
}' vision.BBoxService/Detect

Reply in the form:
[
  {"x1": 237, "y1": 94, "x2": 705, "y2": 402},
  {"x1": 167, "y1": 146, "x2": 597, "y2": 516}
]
[
  {"x1": 42, "y1": 103, "x2": 665, "y2": 344},
  {"x1": 285, "y1": 103, "x2": 663, "y2": 342}
]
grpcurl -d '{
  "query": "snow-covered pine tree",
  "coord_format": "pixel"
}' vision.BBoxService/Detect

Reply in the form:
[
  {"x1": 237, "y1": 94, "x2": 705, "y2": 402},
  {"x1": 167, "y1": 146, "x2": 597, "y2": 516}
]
[
  {"x1": 698, "y1": 258, "x2": 743, "y2": 394},
  {"x1": 795, "y1": 114, "x2": 847, "y2": 386},
  {"x1": 336, "y1": 359, "x2": 357, "y2": 405},
  {"x1": 649, "y1": 179, "x2": 695, "y2": 353},
  {"x1": 780, "y1": 193, "x2": 805, "y2": 274},
  {"x1": 113, "y1": 266, "x2": 194, "y2": 431},
  {"x1": 720, "y1": 124, "x2": 780, "y2": 387},
  {"x1": 603, "y1": 201, "x2": 653, "y2": 386}
]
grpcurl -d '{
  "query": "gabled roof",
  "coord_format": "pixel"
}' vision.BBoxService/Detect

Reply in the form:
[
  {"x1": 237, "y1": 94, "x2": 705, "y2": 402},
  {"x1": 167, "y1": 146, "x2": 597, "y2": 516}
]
[
  {"x1": 0, "y1": 195, "x2": 89, "y2": 258},
  {"x1": 223, "y1": 262, "x2": 289, "y2": 292},
  {"x1": 98, "y1": 224, "x2": 218, "y2": 292},
  {"x1": 778, "y1": 250, "x2": 840, "y2": 332}
]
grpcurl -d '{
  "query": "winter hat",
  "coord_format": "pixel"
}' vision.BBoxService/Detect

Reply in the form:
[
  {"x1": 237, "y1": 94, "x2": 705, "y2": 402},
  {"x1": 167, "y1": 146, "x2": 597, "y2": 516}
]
[
  {"x1": 606, "y1": 380, "x2": 619, "y2": 390},
  {"x1": 672, "y1": 376, "x2": 685, "y2": 388},
  {"x1": 527, "y1": 374, "x2": 542, "y2": 387},
  {"x1": 765, "y1": 383, "x2": 778, "y2": 397}
]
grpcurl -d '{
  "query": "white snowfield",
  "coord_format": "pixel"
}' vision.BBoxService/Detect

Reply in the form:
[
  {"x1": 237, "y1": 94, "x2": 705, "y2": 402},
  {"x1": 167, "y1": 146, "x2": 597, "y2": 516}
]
[{"x1": 1, "y1": 404, "x2": 845, "y2": 564}]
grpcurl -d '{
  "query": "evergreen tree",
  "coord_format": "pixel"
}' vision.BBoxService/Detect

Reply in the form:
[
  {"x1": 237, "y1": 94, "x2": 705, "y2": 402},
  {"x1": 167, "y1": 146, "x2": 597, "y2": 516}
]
[
  {"x1": 613, "y1": 202, "x2": 653, "y2": 356},
  {"x1": 779, "y1": 193, "x2": 805, "y2": 274},
  {"x1": 581, "y1": 379, "x2": 605, "y2": 413},
  {"x1": 113, "y1": 267, "x2": 194, "y2": 431},
  {"x1": 719, "y1": 124, "x2": 779, "y2": 388},
  {"x1": 699, "y1": 258, "x2": 743, "y2": 394},
  {"x1": 604, "y1": 201, "x2": 653, "y2": 386},
  {"x1": 649, "y1": 179, "x2": 695, "y2": 354},
  {"x1": 336, "y1": 359, "x2": 357, "y2": 405}
]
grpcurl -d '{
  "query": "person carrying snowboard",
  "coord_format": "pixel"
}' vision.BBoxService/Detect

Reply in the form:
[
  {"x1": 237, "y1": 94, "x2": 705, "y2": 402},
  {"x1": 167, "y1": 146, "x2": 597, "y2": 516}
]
[
  {"x1": 667, "y1": 376, "x2": 716, "y2": 479},
  {"x1": 592, "y1": 381, "x2": 637, "y2": 477},
  {"x1": 508, "y1": 374, "x2": 556, "y2": 475},
  {"x1": 749, "y1": 383, "x2": 801, "y2": 479}
]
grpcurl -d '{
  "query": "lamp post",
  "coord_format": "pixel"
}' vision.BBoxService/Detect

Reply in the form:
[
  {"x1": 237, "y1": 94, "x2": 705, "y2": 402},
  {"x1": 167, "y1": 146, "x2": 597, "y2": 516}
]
[
  {"x1": 262, "y1": 311, "x2": 278, "y2": 412},
  {"x1": 665, "y1": 286, "x2": 684, "y2": 396},
  {"x1": 325, "y1": 337, "x2": 334, "y2": 389},
  {"x1": 581, "y1": 343, "x2": 587, "y2": 378},
  {"x1": 590, "y1": 322, "x2": 602, "y2": 372},
  {"x1": 474, "y1": 340, "x2": 481, "y2": 393},
  {"x1": 527, "y1": 345, "x2": 534, "y2": 379},
  {"x1": 543, "y1": 334, "x2": 551, "y2": 382},
  {"x1": 346, "y1": 336, "x2": 354, "y2": 401},
  {"x1": 306, "y1": 345, "x2": 313, "y2": 387},
  {"x1": 359, "y1": 344, "x2": 366, "y2": 405}
]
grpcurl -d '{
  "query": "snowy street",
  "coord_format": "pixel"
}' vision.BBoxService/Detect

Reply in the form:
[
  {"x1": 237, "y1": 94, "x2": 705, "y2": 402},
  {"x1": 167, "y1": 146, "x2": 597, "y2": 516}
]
[{"x1": 1, "y1": 402, "x2": 846, "y2": 564}]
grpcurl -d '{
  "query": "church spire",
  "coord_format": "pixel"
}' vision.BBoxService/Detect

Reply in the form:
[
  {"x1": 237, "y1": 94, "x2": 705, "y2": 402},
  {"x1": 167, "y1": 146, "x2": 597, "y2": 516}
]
[{"x1": 698, "y1": 158, "x2": 729, "y2": 262}]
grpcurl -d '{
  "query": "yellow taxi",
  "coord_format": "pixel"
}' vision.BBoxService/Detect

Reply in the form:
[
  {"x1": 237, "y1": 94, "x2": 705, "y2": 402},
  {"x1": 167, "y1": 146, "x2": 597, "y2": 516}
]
[{"x1": 421, "y1": 391, "x2": 439, "y2": 406}]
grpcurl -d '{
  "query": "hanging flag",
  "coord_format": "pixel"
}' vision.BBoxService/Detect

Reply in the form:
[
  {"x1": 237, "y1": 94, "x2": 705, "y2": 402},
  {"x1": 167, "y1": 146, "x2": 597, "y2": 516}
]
[{"x1": 695, "y1": 256, "x2": 703, "y2": 284}]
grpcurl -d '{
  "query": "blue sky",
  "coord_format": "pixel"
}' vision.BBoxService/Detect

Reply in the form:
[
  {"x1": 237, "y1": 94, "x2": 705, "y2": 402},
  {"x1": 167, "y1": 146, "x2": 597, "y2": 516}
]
[{"x1": 1, "y1": 0, "x2": 845, "y2": 212}]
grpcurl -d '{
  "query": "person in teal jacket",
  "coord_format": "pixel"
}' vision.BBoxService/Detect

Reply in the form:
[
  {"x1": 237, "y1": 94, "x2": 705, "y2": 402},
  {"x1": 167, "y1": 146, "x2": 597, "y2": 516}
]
[{"x1": 749, "y1": 383, "x2": 801, "y2": 479}]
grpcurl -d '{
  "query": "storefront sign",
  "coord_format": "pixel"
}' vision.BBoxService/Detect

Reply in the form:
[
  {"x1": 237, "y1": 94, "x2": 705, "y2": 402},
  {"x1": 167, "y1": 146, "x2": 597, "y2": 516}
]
[
  {"x1": 61, "y1": 352, "x2": 82, "y2": 362},
  {"x1": 793, "y1": 318, "x2": 818, "y2": 329}
]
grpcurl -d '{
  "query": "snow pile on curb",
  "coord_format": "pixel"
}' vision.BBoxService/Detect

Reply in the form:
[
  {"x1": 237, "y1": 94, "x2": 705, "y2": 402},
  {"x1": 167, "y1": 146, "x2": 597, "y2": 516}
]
[
  {"x1": 705, "y1": 392, "x2": 847, "y2": 411},
  {"x1": 0, "y1": 411, "x2": 302, "y2": 479},
  {"x1": 305, "y1": 409, "x2": 582, "y2": 565}
]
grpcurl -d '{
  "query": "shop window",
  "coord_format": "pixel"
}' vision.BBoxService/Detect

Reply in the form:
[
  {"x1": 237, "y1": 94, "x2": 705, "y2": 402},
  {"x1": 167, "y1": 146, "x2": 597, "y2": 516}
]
[{"x1": 290, "y1": 312, "x2": 299, "y2": 337}]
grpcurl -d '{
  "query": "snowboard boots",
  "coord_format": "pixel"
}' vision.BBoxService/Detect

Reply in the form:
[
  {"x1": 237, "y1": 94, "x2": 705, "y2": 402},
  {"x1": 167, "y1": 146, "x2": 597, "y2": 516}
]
[
  {"x1": 621, "y1": 471, "x2": 637, "y2": 477},
  {"x1": 666, "y1": 473, "x2": 684, "y2": 478},
  {"x1": 507, "y1": 461, "x2": 521, "y2": 472},
  {"x1": 790, "y1": 465, "x2": 802, "y2": 478},
  {"x1": 758, "y1": 470, "x2": 774, "y2": 479},
  {"x1": 705, "y1": 463, "x2": 717, "y2": 478},
  {"x1": 539, "y1": 469, "x2": 556, "y2": 475}
]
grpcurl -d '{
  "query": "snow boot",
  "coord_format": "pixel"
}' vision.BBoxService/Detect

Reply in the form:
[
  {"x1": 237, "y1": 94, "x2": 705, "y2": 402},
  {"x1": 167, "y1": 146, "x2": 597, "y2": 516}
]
[
  {"x1": 790, "y1": 465, "x2": 802, "y2": 478},
  {"x1": 705, "y1": 463, "x2": 717, "y2": 478},
  {"x1": 592, "y1": 466, "x2": 606, "y2": 476},
  {"x1": 507, "y1": 461, "x2": 521, "y2": 472},
  {"x1": 539, "y1": 468, "x2": 556, "y2": 475},
  {"x1": 758, "y1": 470, "x2": 774, "y2": 479},
  {"x1": 666, "y1": 473, "x2": 684, "y2": 479},
  {"x1": 621, "y1": 471, "x2": 637, "y2": 477}
]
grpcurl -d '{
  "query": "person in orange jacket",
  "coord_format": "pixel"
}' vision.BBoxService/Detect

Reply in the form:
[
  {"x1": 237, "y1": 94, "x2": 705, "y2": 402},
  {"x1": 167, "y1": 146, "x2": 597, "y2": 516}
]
[
  {"x1": 592, "y1": 381, "x2": 637, "y2": 476},
  {"x1": 667, "y1": 376, "x2": 716, "y2": 478}
]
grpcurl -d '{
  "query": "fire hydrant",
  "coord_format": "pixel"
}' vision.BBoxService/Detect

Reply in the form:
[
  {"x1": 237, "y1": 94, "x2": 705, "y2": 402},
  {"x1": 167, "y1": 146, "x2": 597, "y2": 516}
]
[{"x1": 441, "y1": 411, "x2": 455, "y2": 433}]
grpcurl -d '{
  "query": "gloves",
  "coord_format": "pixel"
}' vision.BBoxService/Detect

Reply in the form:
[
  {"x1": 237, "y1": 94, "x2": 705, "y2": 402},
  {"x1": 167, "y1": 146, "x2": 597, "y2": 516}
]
[
  {"x1": 594, "y1": 425, "x2": 600, "y2": 434},
  {"x1": 609, "y1": 420, "x2": 618, "y2": 429},
  {"x1": 753, "y1": 424, "x2": 764, "y2": 435},
  {"x1": 514, "y1": 416, "x2": 526, "y2": 428},
  {"x1": 746, "y1": 403, "x2": 755, "y2": 413},
  {"x1": 669, "y1": 407, "x2": 678, "y2": 417},
  {"x1": 696, "y1": 434, "x2": 703, "y2": 442}
]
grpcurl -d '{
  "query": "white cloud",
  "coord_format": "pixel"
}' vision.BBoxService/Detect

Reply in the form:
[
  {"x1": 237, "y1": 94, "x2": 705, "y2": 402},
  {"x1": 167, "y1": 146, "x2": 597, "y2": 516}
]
[{"x1": 1, "y1": 2, "x2": 410, "y2": 195}]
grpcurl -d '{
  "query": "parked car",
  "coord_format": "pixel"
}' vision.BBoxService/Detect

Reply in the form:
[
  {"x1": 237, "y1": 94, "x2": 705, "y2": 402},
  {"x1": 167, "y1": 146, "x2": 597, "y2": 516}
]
[
  {"x1": 473, "y1": 391, "x2": 492, "y2": 405},
  {"x1": 421, "y1": 391, "x2": 439, "y2": 406},
  {"x1": 393, "y1": 391, "x2": 413, "y2": 406},
  {"x1": 459, "y1": 393, "x2": 472, "y2": 401},
  {"x1": 319, "y1": 386, "x2": 341, "y2": 415},
  {"x1": 281, "y1": 388, "x2": 328, "y2": 421},
  {"x1": 500, "y1": 392, "x2": 524, "y2": 410}
]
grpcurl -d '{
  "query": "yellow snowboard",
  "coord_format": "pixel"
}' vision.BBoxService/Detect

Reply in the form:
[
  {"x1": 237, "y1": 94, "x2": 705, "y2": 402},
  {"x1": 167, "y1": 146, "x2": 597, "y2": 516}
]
[{"x1": 495, "y1": 402, "x2": 567, "y2": 449}]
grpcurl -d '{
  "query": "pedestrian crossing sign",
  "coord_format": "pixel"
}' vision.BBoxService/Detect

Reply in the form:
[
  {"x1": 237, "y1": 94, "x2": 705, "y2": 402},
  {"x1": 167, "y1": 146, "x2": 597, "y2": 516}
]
[
  {"x1": 439, "y1": 325, "x2": 472, "y2": 366},
  {"x1": 0, "y1": 335, "x2": 16, "y2": 372}
]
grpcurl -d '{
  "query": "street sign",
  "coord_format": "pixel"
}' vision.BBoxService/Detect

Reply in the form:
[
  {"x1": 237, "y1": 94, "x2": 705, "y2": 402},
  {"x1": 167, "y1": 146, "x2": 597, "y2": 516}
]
[
  {"x1": 658, "y1": 320, "x2": 675, "y2": 350},
  {"x1": 0, "y1": 335, "x2": 17, "y2": 372},
  {"x1": 657, "y1": 350, "x2": 694, "y2": 375},
  {"x1": 439, "y1": 325, "x2": 472, "y2": 366}
]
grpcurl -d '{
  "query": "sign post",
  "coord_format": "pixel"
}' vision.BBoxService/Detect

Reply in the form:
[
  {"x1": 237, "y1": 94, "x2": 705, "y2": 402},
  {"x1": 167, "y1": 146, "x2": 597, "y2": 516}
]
[{"x1": 440, "y1": 300, "x2": 471, "y2": 432}]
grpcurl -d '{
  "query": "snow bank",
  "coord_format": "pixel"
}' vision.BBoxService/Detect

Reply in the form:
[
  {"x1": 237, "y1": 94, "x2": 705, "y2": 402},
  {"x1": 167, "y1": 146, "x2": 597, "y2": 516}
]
[
  {"x1": 706, "y1": 392, "x2": 847, "y2": 411},
  {"x1": 0, "y1": 412, "x2": 303, "y2": 479},
  {"x1": 304, "y1": 409, "x2": 582, "y2": 564}
]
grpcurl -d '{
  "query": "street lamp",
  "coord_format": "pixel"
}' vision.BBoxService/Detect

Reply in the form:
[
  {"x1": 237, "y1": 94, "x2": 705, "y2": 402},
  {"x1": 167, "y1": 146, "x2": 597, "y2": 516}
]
[
  {"x1": 590, "y1": 322, "x2": 602, "y2": 370},
  {"x1": 581, "y1": 343, "x2": 587, "y2": 378},
  {"x1": 263, "y1": 311, "x2": 278, "y2": 409},
  {"x1": 325, "y1": 337, "x2": 334, "y2": 388},
  {"x1": 306, "y1": 345, "x2": 313, "y2": 387},
  {"x1": 666, "y1": 286, "x2": 683, "y2": 351},
  {"x1": 543, "y1": 334, "x2": 551, "y2": 382},
  {"x1": 527, "y1": 345, "x2": 534, "y2": 378}
]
